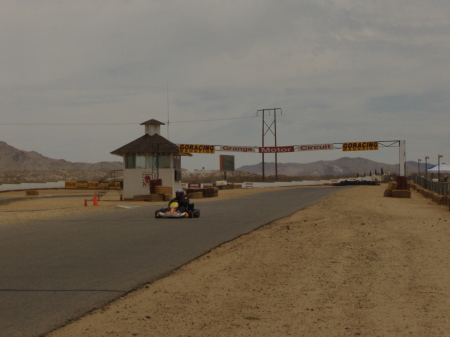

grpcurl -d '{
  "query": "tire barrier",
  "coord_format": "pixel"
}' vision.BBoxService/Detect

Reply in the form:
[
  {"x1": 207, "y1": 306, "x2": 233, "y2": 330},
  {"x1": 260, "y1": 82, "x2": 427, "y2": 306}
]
[{"x1": 332, "y1": 180, "x2": 380, "y2": 186}]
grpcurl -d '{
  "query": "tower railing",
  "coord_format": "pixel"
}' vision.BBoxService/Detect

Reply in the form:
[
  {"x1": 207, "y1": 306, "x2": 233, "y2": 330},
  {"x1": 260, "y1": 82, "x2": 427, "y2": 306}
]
[{"x1": 94, "y1": 170, "x2": 123, "y2": 200}]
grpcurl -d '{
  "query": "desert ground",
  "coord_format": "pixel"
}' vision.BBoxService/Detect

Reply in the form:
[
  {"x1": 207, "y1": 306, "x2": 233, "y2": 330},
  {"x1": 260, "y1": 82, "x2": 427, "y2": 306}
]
[{"x1": 1, "y1": 185, "x2": 450, "y2": 336}]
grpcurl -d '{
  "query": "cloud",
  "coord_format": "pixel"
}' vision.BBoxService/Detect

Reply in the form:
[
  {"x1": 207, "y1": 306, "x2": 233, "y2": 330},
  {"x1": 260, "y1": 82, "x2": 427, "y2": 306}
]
[
  {"x1": 0, "y1": 0, "x2": 449, "y2": 169},
  {"x1": 367, "y1": 91, "x2": 448, "y2": 114}
]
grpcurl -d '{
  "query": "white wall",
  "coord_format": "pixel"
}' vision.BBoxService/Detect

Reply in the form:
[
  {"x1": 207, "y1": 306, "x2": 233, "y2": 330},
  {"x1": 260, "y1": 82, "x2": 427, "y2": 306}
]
[
  {"x1": 0, "y1": 181, "x2": 65, "y2": 192},
  {"x1": 240, "y1": 181, "x2": 331, "y2": 188},
  {"x1": 123, "y1": 168, "x2": 181, "y2": 199}
]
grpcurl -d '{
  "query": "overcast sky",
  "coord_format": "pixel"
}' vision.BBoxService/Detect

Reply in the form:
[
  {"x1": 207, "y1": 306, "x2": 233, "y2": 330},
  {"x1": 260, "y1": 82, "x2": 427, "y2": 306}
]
[{"x1": 1, "y1": 0, "x2": 449, "y2": 171}]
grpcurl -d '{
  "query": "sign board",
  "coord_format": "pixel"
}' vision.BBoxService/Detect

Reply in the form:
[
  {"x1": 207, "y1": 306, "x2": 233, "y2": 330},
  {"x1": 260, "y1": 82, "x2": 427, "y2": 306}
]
[
  {"x1": 219, "y1": 145, "x2": 256, "y2": 152},
  {"x1": 220, "y1": 155, "x2": 235, "y2": 172},
  {"x1": 178, "y1": 144, "x2": 215, "y2": 154},
  {"x1": 298, "y1": 143, "x2": 335, "y2": 151},
  {"x1": 65, "y1": 181, "x2": 77, "y2": 189},
  {"x1": 142, "y1": 172, "x2": 155, "y2": 186},
  {"x1": 258, "y1": 146, "x2": 295, "y2": 153},
  {"x1": 342, "y1": 141, "x2": 378, "y2": 151}
]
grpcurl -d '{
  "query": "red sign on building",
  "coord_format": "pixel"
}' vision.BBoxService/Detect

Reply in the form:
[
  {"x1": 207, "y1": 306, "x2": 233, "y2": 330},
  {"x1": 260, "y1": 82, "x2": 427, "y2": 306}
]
[{"x1": 258, "y1": 146, "x2": 295, "y2": 153}]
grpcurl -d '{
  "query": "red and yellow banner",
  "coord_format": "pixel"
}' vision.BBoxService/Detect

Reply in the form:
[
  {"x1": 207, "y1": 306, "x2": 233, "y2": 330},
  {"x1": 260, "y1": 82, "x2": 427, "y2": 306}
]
[
  {"x1": 342, "y1": 142, "x2": 378, "y2": 151},
  {"x1": 178, "y1": 144, "x2": 216, "y2": 154}
]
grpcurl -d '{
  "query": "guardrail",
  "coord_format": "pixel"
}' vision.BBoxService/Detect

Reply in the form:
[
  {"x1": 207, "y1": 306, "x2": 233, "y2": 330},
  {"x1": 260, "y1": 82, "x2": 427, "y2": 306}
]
[{"x1": 410, "y1": 174, "x2": 449, "y2": 197}]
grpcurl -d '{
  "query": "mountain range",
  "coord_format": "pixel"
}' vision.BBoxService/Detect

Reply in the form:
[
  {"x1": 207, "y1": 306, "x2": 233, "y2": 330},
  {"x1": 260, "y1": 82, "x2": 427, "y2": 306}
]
[
  {"x1": 237, "y1": 157, "x2": 414, "y2": 177},
  {"x1": 0, "y1": 141, "x2": 427, "y2": 183},
  {"x1": 0, "y1": 141, "x2": 122, "y2": 172}
]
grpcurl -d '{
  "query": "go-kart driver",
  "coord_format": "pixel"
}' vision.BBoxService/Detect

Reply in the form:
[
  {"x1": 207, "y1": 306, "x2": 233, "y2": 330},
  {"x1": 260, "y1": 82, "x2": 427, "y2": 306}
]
[{"x1": 168, "y1": 189, "x2": 189, "y2": 212}]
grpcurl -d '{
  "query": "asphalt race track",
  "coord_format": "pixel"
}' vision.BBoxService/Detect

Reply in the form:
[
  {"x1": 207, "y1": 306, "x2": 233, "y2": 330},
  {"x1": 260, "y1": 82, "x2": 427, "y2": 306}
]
[{"x1": 0, "y1": 186, "x2": 345, "y2": 337}]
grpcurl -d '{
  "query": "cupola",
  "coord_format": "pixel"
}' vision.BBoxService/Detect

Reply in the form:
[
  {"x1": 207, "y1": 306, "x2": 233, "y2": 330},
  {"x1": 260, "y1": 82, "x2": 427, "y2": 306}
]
[{"x1": 140, "y1": 119, "x2": 166, "y2": 136}]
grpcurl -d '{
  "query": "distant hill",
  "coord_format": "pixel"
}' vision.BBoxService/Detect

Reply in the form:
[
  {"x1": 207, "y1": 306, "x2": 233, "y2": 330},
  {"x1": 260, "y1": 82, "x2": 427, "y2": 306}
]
[
  {"x1": 0, "y1": 141, "x2": 122, "y2": 172},
  {"x1": 237, "y1": 157, "x2": 427, "y2": 177},
  {"x1": 0, "y1": 140, "x2": 430, "y2": 184},
  {"x1": 0, "y1": 141, "x2": 123, "y2": 183}
]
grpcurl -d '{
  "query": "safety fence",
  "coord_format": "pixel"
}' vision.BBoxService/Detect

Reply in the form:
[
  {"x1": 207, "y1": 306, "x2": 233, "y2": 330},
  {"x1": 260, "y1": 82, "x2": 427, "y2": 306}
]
[{"x1": 410, "y1": 175, "x2": 449, "y2": 197}]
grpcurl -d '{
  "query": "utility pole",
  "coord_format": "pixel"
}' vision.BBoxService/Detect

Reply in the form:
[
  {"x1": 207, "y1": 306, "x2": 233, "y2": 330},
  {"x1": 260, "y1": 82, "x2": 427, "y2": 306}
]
[
  {"x1": 257, "y1": 108, "x2": 282, "y2": 182},
  {"x1": 166, "y1": 81, "x2": 170, "y2": 140}
]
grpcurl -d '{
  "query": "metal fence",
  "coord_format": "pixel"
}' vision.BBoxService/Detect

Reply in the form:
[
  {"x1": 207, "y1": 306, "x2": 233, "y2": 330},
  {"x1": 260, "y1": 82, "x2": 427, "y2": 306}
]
[{"x1": 411, "y1": 174, "x2": 449, "y2": 197}]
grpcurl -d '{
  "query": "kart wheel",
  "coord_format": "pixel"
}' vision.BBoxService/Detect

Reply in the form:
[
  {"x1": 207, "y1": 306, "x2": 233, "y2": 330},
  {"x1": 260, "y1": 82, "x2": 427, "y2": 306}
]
[
  {"x1": 155, "y1": 211, "x2": 160, "y2": 218},
  {"x1": 193, "y1": 210, "x2": 200, "y2": 218}
]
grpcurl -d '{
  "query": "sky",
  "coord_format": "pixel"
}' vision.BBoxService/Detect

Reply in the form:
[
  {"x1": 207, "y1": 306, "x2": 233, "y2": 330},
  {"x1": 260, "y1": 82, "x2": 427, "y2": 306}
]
[{"x1": 1, "y1": 0, "x2": 449, "y2": 172}]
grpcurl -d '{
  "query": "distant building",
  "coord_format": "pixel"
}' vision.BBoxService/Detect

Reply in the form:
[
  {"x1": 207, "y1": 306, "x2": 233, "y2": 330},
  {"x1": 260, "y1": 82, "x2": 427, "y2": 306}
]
[{"x1": 111, "y1": 119, "x2": 189, "y2": 199}]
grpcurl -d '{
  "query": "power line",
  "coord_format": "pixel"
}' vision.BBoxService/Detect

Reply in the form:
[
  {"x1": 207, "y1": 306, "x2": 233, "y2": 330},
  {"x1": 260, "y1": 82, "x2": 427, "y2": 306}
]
[
  {"x1": 1, "y1": 114, "x2": 442, "y2": 142},
  {"x1": 0, "y1": 122, "x2": 137, "y2": 126},
  {"x1": 0, "y1": 116, "x2": 258, "y2": 126},
  {"x1": 169, "y1": 116, "x2": 257, "y2": 123}
]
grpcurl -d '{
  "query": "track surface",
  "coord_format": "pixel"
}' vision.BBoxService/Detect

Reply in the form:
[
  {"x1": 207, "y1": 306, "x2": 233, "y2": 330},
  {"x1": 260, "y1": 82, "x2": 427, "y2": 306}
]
[{"x1": 0, "y1": 187, "x2": 344, "y2": 337}]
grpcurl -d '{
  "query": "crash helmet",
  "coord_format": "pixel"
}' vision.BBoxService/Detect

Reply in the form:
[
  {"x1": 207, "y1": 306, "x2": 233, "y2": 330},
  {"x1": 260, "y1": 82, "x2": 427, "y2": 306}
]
[{"x1": 175, "y1": 189, "x2": 185, "y2": 198}]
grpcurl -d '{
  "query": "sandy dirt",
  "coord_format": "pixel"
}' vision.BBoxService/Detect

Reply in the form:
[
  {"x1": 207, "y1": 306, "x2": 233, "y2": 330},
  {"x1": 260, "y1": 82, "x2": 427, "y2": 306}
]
[{"x1": 2, "y1": 185, "x2": 450, "y2": 336}]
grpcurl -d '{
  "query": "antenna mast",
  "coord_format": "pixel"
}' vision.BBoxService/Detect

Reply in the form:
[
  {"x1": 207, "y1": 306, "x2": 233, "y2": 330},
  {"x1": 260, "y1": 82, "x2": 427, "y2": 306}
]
[{"x1": 166, "y1": 82, "x2": 170, "y2": 140}]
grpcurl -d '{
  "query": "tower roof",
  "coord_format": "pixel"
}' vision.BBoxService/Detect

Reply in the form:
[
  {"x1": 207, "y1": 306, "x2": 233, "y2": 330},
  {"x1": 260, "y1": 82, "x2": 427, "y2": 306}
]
[
  {"x1": 111, "y1": 133, "x2": 179, "y2": 155},
  {"x1": 140, "y1": 119, "x2": 166, "y2": 126}
]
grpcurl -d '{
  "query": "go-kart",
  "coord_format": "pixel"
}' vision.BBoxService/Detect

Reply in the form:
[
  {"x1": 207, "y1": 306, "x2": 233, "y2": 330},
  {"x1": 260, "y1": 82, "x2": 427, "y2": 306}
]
[{"x1": 155, "y1": 201, "x2": 200, "y2": 218}]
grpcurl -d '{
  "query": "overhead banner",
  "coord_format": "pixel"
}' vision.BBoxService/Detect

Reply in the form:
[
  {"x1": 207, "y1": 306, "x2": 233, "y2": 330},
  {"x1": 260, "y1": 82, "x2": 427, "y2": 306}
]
[
  {"x1": 342, "y1": 141, "x2": 378, "y2": 151},
  {"x1": 178, "y1": 144, "x2": 216, "y2": 154},
  {"x1": 298, "y1": 143, "x2": 335, "y2": 151},
  {"x1": 219, "y1": 145, "x2": 256, "y2": 152},
  {"x1": 259, "y1": 146, "x2": 295, "y2": 153}
]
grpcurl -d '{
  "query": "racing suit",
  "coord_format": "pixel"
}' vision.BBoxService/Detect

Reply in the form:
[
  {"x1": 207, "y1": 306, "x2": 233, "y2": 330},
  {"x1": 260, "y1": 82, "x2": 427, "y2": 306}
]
[{"x1": 168, "y1": 195, "x2": 190, "y2": 212}]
